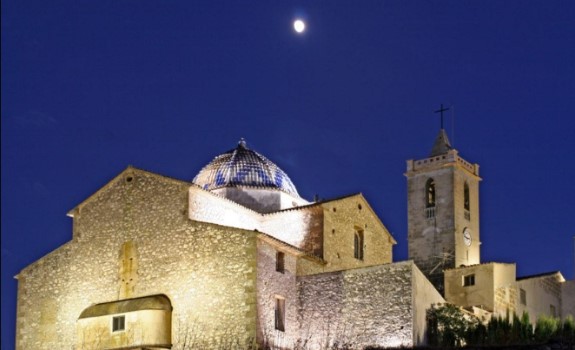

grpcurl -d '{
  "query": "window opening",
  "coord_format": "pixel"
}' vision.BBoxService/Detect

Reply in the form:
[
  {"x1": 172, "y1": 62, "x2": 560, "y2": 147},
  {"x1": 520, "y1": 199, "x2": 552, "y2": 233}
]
[
  {"x1": 354, "y1": 230, "x2": 364, "y2": 260},
  {"x1": 276, "y1": 251, "x2": 285, "y2": 273},
  {"x1": 463, "y1": 274, "x2": 475, "y2": 287},
  {"x1": 464, "y1": 182, "x2": 471, "y2": 220},
  {"x1": 464, "y1": 182, "x2": 470, "y2": 210},
  {"x1": 275, "y1": 297, "x2": 285, "y2": 331},
  {"x1": 550, "y1": 305, "x2": 556, "y2": 317},
  {"x1": 520, "y1": 289, "x2": 527, "y2": 305},
  {"x1": 425, "y1": 179, "x2": 436, "y2": 208},
  {"x1": 112, "y1": 315, "x2": 125, "y2": 332}
]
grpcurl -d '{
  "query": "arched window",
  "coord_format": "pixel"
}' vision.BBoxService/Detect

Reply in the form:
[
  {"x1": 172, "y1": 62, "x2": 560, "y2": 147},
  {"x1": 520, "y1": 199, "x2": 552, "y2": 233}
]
[
  {"x1": 464, "y1": 182, "x2": 470, "y2": 211},
  {"x1": 354, "y1": 230, "x2": 364, "y2": 260},
  {"x1": 425, "y1": 178, "x2": 436, "y2": 208}
]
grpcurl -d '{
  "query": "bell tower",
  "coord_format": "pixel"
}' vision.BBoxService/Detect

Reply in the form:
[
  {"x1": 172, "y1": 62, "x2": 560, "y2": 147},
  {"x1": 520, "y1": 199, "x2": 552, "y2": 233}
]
[{"x1": 406, "y1": 128, "x2": 481, "y2": 294}]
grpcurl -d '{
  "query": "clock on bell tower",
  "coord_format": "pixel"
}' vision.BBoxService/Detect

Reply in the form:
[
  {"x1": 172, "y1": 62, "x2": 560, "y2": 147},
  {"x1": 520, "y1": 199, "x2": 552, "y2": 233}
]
[{"x1": 405, "y1": 128, "x2": 481, "y2": 295}]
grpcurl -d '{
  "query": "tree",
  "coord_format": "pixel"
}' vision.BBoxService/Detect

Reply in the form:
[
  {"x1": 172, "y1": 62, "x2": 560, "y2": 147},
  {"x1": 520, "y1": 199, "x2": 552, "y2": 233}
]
[{"x1": 426, "y1": 303, "x2": 477, "y2": 347}]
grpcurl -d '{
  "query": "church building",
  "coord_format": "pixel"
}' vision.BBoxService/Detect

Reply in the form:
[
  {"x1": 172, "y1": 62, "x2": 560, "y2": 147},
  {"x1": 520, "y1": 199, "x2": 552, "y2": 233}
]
[{"x1": 15, "y1": 132, "x2": 574, "y2": 349}]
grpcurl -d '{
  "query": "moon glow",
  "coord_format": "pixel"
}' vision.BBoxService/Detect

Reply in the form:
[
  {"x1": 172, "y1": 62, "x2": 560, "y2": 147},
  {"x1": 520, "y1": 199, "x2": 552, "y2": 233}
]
[{"x1": 293, "y1": 19, "x2": 305, "y2": 33}]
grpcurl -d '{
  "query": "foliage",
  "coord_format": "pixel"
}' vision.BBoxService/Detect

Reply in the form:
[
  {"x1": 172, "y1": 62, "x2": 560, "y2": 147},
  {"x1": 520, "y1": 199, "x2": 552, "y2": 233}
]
[
  {"x1": 558, "y1": 315, "x2": 575, "y2": 347},
  {"x1": 426, "y1": 303, "x2": 477, "y2": 347},
  {"x1": 534, "y1": 314, "x2": 559, "y2": 343},
  {"x1": 426, "y1": 306, "x2": 575, "y2": 348}
]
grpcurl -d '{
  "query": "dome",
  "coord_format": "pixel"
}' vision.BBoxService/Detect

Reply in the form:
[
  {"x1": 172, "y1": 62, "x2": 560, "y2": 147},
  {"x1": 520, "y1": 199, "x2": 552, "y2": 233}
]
[{"x1": 193, "y1": 139, "x2": 300, "y2": 198}]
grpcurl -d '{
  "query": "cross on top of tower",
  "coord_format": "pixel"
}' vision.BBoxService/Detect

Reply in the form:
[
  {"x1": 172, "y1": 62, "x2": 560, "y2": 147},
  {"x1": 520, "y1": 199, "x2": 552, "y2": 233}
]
[{"x1": 434, "y1": 104, "x2": 450, "y2": 129}]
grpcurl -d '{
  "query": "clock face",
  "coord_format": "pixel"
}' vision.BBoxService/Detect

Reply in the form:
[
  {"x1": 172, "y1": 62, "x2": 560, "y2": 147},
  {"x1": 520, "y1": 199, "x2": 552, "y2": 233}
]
[{"x1": 463, "y1": 228, "x2": 472, "y2": 247}]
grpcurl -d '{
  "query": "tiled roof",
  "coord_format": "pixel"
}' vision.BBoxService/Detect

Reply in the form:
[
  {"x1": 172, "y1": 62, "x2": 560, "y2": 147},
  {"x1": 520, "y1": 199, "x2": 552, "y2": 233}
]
[{"x1": 192, "y1": 139, "x2": 300, "y2": 197}]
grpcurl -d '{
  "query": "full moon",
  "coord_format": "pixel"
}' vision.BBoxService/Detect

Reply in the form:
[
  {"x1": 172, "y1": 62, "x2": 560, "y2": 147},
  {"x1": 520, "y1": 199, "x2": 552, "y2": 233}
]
[{"x1": 293, "y1": 19, "x2": 305, "y2": 33}]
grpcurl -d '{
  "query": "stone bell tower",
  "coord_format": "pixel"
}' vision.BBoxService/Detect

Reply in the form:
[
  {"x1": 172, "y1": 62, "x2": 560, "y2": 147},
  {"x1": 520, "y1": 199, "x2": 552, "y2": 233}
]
[{"x1": 406, "y1": 128, "x2": 481, "y2": 294}]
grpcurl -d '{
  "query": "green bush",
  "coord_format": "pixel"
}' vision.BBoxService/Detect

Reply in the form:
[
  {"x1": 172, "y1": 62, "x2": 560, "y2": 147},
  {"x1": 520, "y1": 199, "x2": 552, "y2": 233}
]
[
  {"x1": 426, "y1": 305, "x2": 575, "y2": 348},
  {"x1": 534, "y1": 315, "x2": 559, "y2": 343}
]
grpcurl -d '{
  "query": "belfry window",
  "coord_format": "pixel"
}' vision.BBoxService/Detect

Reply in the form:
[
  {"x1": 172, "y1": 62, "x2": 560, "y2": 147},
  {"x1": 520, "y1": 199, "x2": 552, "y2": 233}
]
[
  {"x1": 354, "y1": 230, "x2": 364, "y2": 260},
  {"x1": 112, "y1": 315, "x2": 125, "y2": 332},
  {"x1": 425, "y1": 179, "x2": 436, "y2": 208},
  {"x1": 275, "y1": 297, "x2": 285, "y2": 332},
  {"x1": 464, "y1": 183, "x2": 470, "y2": 210},
  {"x1": 464, "y1": 182, "x2": 470, "y2": 220}
]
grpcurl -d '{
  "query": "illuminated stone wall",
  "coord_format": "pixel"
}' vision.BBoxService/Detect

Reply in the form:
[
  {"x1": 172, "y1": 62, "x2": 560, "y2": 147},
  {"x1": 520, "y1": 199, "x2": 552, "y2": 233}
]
[
  {"x1": 189, "y1": 186, "x2": 323, "y2": 254},
  {"x1": 297, "y1": 260, "x2": 444, "y2": 348},
  {"x1": 256, "y1": 240, "x2": 299, "y2": 348},
  {"x1": 444, "y1": 262, "x2": 517, "y2": 317},
  {"x1": 76, "y1": 309, "x2": 171, "y2": 349},
  {"x1": 516, "y1": 273, "x2": 565, "y2": 323},
  {"x1": 261, "y1": 207, "x2": 324, "y2": 256},
  {"x1": 16, "y1": 166, "x2": 442, "y2": 350},
  {"x1": 16, "y1": 168, "x2": 258, "y2": 350},
  {"x1": 406, "y1": 150, "x2": 481, "y2": 293}
]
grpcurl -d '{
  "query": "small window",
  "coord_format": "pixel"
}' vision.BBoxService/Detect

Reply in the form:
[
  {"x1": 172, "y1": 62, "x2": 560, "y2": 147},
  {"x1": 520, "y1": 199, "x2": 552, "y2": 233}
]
[
  {"x1": 112, "y1": 315, "x2": 125, "y2": 332},
  {"x1": 354, "y1": 230, "x2": 364, "y2": 260},
  {"x1": 463, "y1": 274, "x2": 475, "y2": 287},
  {"x1": 275, "y1": 297, "x2": 285, "y2": 332},
  {"x1": 550, "y1": 305, "x2": 556, "y2": 317},
  {"x1": 276, "y1": 251, "x2": 285, "y2": 273},
  {"x1": 520, "y1": 288, "x2": 527, "y2": 305},
  {"x1": 425, "y1": 178, "x2": 436, "y2": 208}
]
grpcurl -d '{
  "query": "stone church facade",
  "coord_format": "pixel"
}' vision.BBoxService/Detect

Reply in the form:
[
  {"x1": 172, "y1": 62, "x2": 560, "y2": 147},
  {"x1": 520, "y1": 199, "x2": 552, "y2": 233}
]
[{"x1": 15, "y1": 134, "x2": 573, "y2": 349}]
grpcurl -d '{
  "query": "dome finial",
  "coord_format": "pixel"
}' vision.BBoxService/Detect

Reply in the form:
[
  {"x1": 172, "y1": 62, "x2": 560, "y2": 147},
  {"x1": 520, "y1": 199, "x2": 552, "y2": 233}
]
[{"x1": 238, "y1": 138, "x2": 247, "y2": 148}]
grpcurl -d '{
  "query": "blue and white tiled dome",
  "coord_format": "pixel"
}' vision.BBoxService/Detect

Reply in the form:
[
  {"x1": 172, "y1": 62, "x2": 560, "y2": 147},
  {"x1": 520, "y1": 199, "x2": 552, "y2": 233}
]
[{"x1": 193, "y1": 139, "x2": 300, "y2": 198}]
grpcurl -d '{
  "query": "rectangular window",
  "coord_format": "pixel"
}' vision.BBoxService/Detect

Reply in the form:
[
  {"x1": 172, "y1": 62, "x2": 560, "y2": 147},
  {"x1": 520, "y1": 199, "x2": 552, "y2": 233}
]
[
  {"x1": 276, "y1": 251, "x2": 285, "y2": 273},
  {"x1": 354, "y1": 230, "x2": 364, "y2": 260},
  {"x1": 275, "y1": 297, "x2": 285, "y2": 332},
  {"x1": 520, "y1": 288, "x2": 527, "y2": 305},
  {"x1": 463, "y1": 274, "x2": 475, "y2": 287},
  {"x1": 112, "y1": 315, "x2": 125, "y2": 332},
  {"x1": 550, "y1": 305, "x2": 556, "y2": 317}
]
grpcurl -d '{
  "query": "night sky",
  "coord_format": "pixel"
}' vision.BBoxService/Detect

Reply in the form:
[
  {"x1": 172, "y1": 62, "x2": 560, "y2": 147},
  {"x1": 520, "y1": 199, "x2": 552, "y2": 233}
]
[{"x1": 2, "y1": 1, "x2": 575, "y2": 348}]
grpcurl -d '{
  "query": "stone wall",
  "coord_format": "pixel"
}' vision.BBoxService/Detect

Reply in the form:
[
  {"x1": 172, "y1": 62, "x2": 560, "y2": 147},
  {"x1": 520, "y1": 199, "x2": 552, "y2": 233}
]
[
  {"x1": 562, "y1": 279, "x2": 575, "y2": 319},
  {"x1": 256, "y1": 240, "x2": 299, "y2": 349},
  {"x1": 190, "y1": 186, "x2": 323, "y2": 255},
  {"x1": 406, "y1": 150, "x2": 481, "y2": 294},
  {"x1": 297, "y1": 261, "x2": 438, "y2": 349},
  {"x1": 261, "y1": 207, "x2": 324, "y2": 257},
  {"x1": 16, "y1": 168, "x2": 258, "y2": 350},
  {"x1": 76, "y1": 309, "x2": 171, "y2": 349},
  {"x1": 444, "y1": 262, "x2": 516, "y2": 316},
  {"x1": 516, "y1": 273, "x2": 565, "y2": 323},
  {"x1": 298, "y1": 195, "x2": 395, "y2": 276},
  {"x1": 411, "y1": 262, "x2": 445, "y2": 345},
  {"x1": 189, "y1": 185, "x2": 261, "y2": 233},
  {"x1": 407, "y1": 165, "x2": 457, "y2": 291}
]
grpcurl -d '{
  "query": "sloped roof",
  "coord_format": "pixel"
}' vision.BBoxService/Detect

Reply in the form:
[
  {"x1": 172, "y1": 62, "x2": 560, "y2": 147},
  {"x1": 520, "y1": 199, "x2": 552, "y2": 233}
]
[
  {"x1": 517, "y1": 270, "x2": 564, "y2": 281},
  {"x1": 67, "y1": 166, "x2": 191, "y2": 217},
  {"x1": 78, "y1": 294, "x2": 172, "y2": 319}
]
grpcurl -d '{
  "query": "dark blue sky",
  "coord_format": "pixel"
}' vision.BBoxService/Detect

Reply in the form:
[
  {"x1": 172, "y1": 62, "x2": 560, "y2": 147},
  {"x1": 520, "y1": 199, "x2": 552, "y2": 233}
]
[{"x1": 2, "y1": 1, "x2": 575, "y2": 348}]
